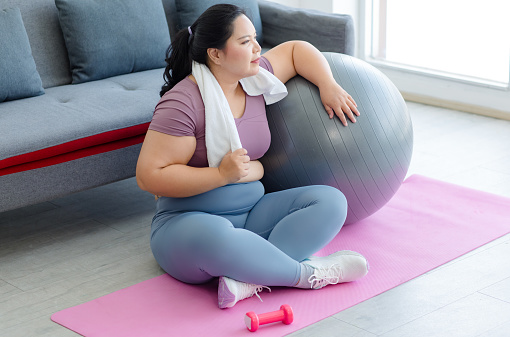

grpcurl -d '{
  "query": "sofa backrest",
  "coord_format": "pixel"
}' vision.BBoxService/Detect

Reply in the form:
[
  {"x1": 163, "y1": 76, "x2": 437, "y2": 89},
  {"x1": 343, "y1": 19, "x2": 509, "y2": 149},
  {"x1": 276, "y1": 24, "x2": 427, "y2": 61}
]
[
  {"x1": 161, "y1": 0, "x2": 180, "y2": 41},
  {"x1": 1, "y1": 0, "x2": 178, "y2": 89}
]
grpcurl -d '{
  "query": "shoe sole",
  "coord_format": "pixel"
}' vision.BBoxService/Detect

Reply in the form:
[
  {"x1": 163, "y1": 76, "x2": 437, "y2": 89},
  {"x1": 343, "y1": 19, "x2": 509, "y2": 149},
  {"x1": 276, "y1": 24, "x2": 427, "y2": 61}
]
[{"x1": 218, "y1": 277, "x2": 236, "y2": 309}]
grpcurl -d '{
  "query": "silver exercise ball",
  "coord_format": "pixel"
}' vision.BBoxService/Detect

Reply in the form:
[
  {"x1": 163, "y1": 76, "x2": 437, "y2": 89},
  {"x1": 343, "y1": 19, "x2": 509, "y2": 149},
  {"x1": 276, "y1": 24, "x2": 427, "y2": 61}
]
[{"x1": 260, "y1": 52, "x2": 413, "y2": 225}]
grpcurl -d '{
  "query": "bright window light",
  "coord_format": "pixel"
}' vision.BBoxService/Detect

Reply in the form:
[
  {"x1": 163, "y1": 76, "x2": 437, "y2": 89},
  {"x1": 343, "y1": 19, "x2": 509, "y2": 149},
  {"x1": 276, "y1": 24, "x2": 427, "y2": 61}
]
[{"x1": 372, "y1": 0, "x2": 510, "y2": 85}]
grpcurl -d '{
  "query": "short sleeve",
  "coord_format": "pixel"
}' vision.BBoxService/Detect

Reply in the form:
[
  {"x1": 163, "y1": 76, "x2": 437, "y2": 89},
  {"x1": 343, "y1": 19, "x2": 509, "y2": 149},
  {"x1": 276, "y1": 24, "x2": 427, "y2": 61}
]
[
  {"x1": 259, "y1": 56, "x2": 274, "y2": 74},
  {"x1": 149, "y1": 88, "x2": 197, "y2": 137}
]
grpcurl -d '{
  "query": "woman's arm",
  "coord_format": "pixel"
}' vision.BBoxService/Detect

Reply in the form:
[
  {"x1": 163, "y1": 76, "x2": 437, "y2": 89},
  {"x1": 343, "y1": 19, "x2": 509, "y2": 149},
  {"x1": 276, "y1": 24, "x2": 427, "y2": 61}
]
[
  {"x1": 136, "y1": 130, "x2": 262, "y2": 198},
  {"x1": 237, "y1": 159, "x2": 264, "y2": 183},
  {"x1": 262, "y1": 41, "x2": 360, "y2": 126}
]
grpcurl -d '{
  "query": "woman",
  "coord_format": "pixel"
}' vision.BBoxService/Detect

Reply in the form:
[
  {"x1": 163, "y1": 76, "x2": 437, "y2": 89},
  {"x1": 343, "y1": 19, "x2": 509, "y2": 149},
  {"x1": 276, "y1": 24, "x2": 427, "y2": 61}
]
[{"x1": 136, "y1": 4, "x2": 368, "y2": 309}]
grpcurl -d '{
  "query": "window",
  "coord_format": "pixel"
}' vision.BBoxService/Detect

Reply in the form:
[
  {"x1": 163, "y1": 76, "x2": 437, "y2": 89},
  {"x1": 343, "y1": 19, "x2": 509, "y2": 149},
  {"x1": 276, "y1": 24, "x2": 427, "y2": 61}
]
[
  {"x1": 370, "y1": 0, "x2": 510, "y2": 86},
  {"x1": 363, "y1": 0, "x2": 510, "y2": 118}
]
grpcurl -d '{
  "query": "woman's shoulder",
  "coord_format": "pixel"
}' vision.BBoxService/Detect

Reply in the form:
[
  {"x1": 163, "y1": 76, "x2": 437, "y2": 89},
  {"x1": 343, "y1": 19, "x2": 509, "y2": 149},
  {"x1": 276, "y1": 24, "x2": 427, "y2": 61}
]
[
  {"x1": 151, "y1": 77, "x2": 204, "y2": 136},
  {"x1": 156, "y1": 77, "x2": 204, "y2": 112},
  {"x1": 259, "y1": 56, "x2": 274, "y2": 74},
  {"x1": 160, "y1": 77, "x2": 200, "y2": 102}
]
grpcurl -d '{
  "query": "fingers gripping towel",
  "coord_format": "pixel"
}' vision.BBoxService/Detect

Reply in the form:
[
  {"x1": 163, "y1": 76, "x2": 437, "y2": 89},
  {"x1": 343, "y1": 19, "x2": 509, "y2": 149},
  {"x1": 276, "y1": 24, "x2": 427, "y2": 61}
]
[{"x1": 191, "y1": 61, "x2": 287, "y2": 167}]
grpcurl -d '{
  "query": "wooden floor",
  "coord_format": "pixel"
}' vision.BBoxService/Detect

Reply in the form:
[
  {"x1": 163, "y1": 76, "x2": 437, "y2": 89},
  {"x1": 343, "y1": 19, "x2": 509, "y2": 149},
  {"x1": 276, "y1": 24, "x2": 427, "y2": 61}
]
[{"x1": 1, "y1": 102, "x2": 510, "y2": 336}]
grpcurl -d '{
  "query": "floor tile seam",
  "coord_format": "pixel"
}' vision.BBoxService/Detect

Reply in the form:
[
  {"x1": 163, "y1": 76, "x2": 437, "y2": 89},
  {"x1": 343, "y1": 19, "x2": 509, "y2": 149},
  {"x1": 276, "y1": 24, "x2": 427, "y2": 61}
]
[
  {"x1": 331, "y1": 316, "x2": 376, "y2": 335},
  {"x1": 477, "y1": 281, "x2": 510, "y2": 305},
  {"x1": 1, "y1": 249, "x2": 153, "y2": 295},
  {"x1": 375, "y1": 292, "x2": 478, "y2": 336},
  {"x1": 1, "y1": 279, "x2": 23, "y2": 293},
  {"x1": 498, "y1": 234, "x2": 510, "y2": 244},
  {"x1": 474, "y1": 318, "x2": 510, "y2": 337},
  {"x1": 475, "y1": 290, "x2": 510, "y2": 305},
  {"x1": 2, "y1": 217, "x2": 125, "y2": 249},
  {"x1": 88, "y1": 205, "x2": 154, "y2": 229},
  {"x1": 97, "y1": 218, "x2": 153, "y2": 235},
  {"x1": 0, "y1": 309, "x2": 58, "y2": 334},
  {"x1": 424, "y1": 292, "x2": 510, "y2": 333},
  {"x1": 21, "y1": 201, "x2": 62, "y2": 220},
  {"x1": 0, "y1": 234, "x2": 81, "y2": 262},
  {"x1": 477, "y1": 164, "x2": 510, "y2": 177},
  {"x1": 0, "y1": 273, "x2": 83, "y2": 304},
  {"x1": 453, "y1": 159, "x2": 510, "y2": 178},
  {"x1": 22, "y1": 215, "x2": 106, "y2": 239},
  {"x1": 0, "y1": 246, "x2": 127, "y2": 288},
  {"x1": 0, "y1": 295, "x2": 64, "y2": 329},
  {"x1": 0, "y1": 202, "x2": 60, "y2": 224},
  {"x1": 65, "y1": 251, "x2": 159, "y2": 286},
  {"x1": 89, "y1": 217, "x2": 132, "y2": 234},
  {"x1": 471, "y1": 294, "x2": 510, "y2": 337},
  {"x1": 50, "y1": 218, "x2": 126, "y2": 246},
  {"x1": 420, "y1": 248, "x2": 501, "y2": 277},
  {"x1": 421, "y1": 258, "x2": 510, "y2": 284}
]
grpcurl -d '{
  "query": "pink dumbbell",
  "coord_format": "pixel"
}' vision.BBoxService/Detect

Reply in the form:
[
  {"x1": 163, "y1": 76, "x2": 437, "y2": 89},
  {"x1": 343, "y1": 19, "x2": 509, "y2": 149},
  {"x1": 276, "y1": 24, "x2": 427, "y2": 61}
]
[{"x1": 244, "y1": 304, "x2": 294, "y2": 332}]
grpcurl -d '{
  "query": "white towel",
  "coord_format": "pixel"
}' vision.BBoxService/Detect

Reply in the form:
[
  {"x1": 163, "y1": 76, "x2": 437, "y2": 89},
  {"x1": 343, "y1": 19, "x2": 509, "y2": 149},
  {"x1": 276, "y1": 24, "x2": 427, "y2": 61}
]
[{"x1": 192, "y1": 61, "x2": 287, "y2": 167}]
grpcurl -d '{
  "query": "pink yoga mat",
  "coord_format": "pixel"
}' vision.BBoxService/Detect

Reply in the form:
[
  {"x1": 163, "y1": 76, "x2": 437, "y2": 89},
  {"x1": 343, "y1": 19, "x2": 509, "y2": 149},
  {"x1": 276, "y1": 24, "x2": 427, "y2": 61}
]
[{"x1": 52, "y1": 175, "x2": 510, "y2": 336}]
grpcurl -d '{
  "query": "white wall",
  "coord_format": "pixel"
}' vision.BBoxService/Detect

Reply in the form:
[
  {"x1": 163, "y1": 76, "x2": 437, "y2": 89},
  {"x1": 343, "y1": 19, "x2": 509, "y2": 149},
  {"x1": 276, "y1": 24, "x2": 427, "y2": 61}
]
[{"x1": 267, "y1": 0, "x2": 300, "y2": 7}]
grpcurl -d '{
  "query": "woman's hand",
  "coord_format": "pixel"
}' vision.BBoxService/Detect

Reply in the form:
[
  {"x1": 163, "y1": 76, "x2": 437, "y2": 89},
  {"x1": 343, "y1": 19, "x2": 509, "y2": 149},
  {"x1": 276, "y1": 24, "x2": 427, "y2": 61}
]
[
  {"x1": 263, "y1": 41, "x2": 360, "y2": 127},
  {"x1": 218, "y1": 148, "x2": 250, "y2": 184},
  {"x1": 320, "y1": 81, "x2": 360, "y2": 126},
  {"x1": 237, "y1": 160, "x2": 264, "y2": 183}
]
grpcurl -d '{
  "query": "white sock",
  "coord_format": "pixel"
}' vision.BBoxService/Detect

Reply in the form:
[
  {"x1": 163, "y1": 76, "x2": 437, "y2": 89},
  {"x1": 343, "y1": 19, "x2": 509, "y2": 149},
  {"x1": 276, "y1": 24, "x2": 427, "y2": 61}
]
[{"x1": 293, "y1": 262, "x2": 315, "y2": 289}]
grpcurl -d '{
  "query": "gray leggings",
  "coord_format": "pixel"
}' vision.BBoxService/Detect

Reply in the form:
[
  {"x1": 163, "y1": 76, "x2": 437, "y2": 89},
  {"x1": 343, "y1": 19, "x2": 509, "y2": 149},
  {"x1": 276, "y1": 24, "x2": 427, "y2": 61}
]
[{"x1": 150, "y1": 181, "x2": 347, "y2": 286}]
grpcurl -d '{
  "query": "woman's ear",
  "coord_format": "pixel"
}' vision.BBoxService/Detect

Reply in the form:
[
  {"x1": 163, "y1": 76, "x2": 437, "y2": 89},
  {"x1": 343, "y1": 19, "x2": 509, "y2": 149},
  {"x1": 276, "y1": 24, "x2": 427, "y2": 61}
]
[{"x1": 207, "y1": 48, "x2": 222, "y2": 65}]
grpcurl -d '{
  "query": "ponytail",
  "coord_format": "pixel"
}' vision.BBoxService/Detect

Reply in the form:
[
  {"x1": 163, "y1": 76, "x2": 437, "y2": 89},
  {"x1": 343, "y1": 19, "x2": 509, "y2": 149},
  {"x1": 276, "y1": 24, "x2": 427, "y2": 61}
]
[
  {"x1": 160, "y1": 28, "x2": 192, "y2": 97},
  {"x1": 160, "y1": 4, "x2": 247, "y2": 97}
]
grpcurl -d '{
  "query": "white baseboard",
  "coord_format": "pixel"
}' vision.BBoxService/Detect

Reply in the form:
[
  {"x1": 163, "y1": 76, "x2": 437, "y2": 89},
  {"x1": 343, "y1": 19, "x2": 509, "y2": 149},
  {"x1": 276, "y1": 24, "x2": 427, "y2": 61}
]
[{"x1": 402, "y1": 92, "x2": 510, "y2": 121}]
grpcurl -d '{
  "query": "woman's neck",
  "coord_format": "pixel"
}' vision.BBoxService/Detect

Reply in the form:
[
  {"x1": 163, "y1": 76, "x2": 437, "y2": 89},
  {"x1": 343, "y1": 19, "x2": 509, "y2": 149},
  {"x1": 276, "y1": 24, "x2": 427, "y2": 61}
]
[{"x1": 209, "y1": 64, "x2": 240, "y2": 97}]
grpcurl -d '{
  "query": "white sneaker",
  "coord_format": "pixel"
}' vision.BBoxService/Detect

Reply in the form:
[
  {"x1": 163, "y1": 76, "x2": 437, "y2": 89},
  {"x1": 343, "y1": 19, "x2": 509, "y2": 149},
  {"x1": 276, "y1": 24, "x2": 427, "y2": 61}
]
[
  {"x1": 303, "y1": 251, "x2": 369, "y2": 289},
  {"x1": 218, "y1": 276, "x2": 270, "y2": 309}
]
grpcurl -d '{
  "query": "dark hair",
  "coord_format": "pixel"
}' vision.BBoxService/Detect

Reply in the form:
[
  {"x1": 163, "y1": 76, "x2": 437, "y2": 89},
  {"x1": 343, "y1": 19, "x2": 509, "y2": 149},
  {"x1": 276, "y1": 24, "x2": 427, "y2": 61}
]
[{"x1": 160, "y1": 4, "x2": 247, "y2": 97}]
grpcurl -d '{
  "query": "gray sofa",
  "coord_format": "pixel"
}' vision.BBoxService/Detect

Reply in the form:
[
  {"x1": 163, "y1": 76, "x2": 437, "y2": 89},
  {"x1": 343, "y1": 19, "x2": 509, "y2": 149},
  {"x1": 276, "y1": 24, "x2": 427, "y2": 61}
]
[{"x1": 0, "y1": 0, "x2": 354, "y2": 213}]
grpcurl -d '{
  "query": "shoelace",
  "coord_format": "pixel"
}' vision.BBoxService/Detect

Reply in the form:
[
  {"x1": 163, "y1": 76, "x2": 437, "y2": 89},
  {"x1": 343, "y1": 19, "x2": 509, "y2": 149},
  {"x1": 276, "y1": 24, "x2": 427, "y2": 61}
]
[
  {"x1": 308, "y1": 265, "x2": 344, "y2": 289},
  {"x1": 239, "y1": 282, "x2": 271, "y2": 302}
]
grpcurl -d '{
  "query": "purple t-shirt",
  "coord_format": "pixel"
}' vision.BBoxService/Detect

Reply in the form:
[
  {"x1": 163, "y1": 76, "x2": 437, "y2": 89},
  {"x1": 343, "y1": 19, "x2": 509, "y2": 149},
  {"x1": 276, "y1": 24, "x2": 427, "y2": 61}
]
[{"x1": 149, "y1": 56, "x2": 274, "y2": 168}]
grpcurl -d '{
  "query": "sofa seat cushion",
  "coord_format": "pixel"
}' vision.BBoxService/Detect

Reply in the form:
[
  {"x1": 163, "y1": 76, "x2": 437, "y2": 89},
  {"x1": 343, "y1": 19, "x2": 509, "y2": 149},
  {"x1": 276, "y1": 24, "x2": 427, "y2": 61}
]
[{"x1": 0, "y1": 69, "x2": 163, "y2": 176}]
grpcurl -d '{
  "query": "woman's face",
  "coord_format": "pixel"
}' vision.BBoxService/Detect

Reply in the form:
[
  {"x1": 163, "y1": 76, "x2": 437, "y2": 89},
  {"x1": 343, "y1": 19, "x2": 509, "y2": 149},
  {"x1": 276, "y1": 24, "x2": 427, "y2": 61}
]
[{"x1": 217, "y1": 15, "x2": 261, "y2": 79}]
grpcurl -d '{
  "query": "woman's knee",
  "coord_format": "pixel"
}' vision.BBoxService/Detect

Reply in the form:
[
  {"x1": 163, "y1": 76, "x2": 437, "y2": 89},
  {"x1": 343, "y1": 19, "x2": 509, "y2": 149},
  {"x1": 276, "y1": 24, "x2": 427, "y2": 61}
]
[
  {"x1": 300, "y1": 185, "x2": 347, "y2": 219},
  {"x1": 150, "y1": 213, "x2": 235, "y2": 283}
]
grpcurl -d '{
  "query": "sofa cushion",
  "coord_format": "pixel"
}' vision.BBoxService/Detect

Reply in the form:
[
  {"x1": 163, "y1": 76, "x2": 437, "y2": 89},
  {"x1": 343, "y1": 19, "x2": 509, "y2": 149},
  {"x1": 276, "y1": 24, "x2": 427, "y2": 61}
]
[
  {"x1": 0, "y1": 7, "x2": 44, "y2": 102},
  {"x1": 54, "y1": 0, "x2": 170, "y2": 84},
  {"x1": 0, "y1": 69, "x2": 162, "y2": 176},
  {"x1": 174, "y1": 0, "x2": 263, "y2": 44}
]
